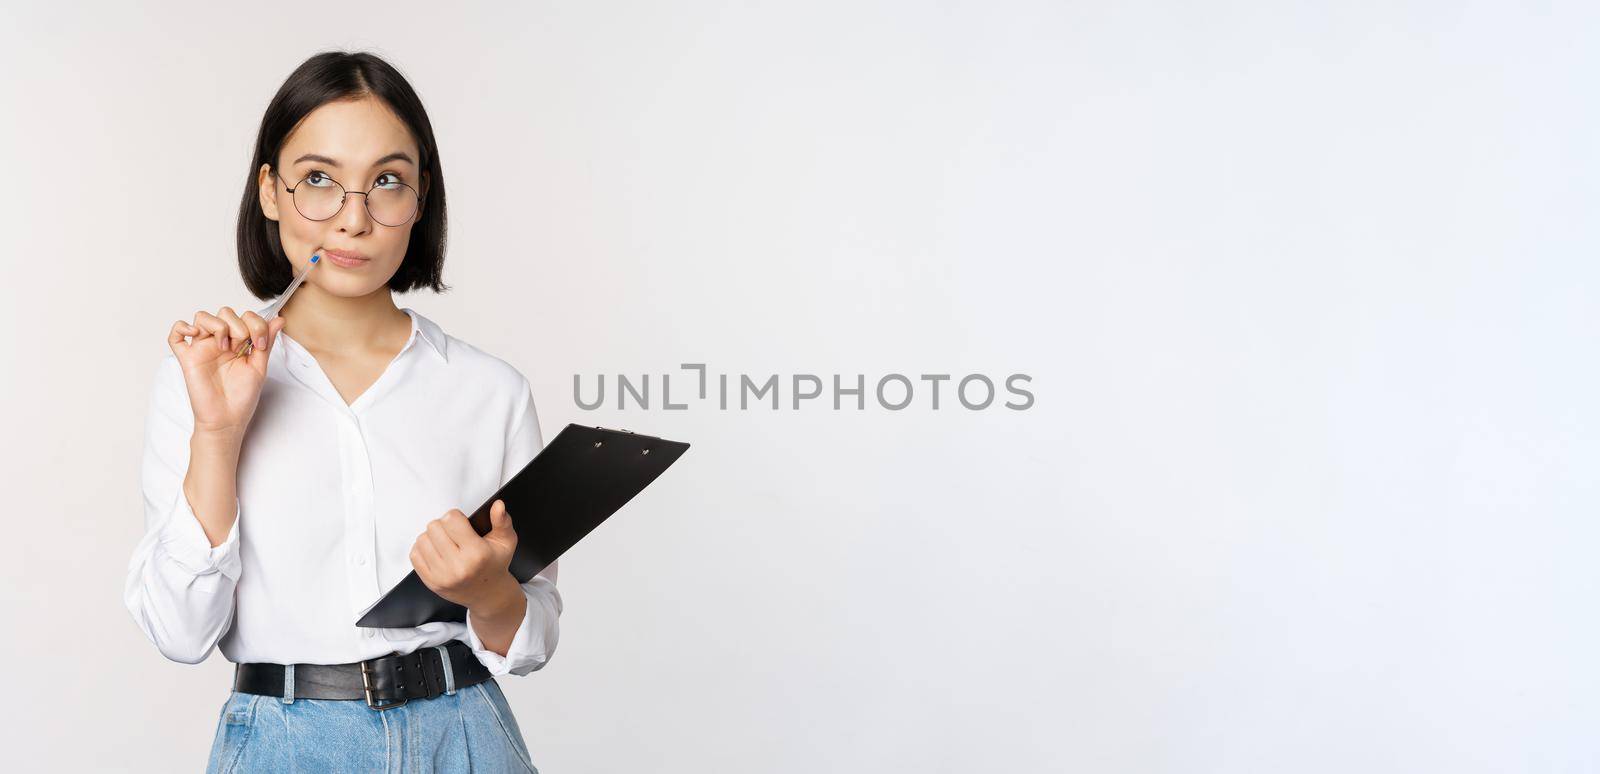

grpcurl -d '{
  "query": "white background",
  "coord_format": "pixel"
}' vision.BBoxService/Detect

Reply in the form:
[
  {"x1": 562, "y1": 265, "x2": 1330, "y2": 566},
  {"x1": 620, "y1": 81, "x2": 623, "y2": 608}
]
[{"x1": 2, "y1": 1, "x2": 1596, "y2": 771}]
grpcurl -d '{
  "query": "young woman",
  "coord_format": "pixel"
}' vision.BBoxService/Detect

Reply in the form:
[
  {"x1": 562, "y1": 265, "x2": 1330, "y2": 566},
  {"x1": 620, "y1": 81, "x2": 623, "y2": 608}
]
[{"x1": 123, "y1": 51, "x2": 558, "y2": 773}]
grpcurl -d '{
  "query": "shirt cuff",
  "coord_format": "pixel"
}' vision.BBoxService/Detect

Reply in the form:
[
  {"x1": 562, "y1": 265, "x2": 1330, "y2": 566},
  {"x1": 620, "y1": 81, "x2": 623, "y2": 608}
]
[
  {"x1": 464, "y1": 575, "x2": 563, "y2": 677},
  {"x1": 157, "y1": 489, "x2": 242, "y2": 582}
]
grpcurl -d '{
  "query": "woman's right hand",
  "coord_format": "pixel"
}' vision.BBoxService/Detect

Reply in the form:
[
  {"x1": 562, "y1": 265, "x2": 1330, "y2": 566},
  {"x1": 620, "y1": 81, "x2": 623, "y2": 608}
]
[{"x1": 167, "y1": 306, "x2": 288, "y2": 438}]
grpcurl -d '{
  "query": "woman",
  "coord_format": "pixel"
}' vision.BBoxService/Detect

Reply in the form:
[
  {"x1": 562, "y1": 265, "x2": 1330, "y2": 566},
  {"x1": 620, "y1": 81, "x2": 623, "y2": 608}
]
[{"x1": 123, "y1": 50, "x2": 557, "y2": 773}]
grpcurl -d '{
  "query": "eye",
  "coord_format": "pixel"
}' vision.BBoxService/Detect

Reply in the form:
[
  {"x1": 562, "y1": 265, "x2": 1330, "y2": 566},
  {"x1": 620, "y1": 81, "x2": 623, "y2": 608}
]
[
  {"x1": 374, "y1": 172, "x2": 405, "y2": 190},
  {"x1": 303, "y1": 170, "x2": 336, "y2": 187}
]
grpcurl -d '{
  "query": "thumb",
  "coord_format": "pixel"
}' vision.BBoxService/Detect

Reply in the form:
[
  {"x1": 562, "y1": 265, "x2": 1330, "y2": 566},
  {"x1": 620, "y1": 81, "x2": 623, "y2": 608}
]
[
  {"x1": 487, "y1": 499, "x2": 516, "y2": 544},
  {"x1": 248, "y1": 317, "x2": 289, "y2": 371}
]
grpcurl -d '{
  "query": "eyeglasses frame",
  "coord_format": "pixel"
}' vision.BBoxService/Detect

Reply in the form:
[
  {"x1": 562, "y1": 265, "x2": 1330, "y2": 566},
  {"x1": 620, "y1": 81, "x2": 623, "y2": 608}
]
[{"x1": 270, "y1": 165, "x2": 422, "y2": 227}]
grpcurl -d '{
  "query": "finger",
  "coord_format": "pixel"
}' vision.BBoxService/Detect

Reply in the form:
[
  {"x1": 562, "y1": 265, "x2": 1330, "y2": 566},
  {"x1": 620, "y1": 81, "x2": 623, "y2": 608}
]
[
  {"x1": 439, "y1": 510, "x2": 482, "y2": 546},
  {"x1": 426, "y1": 518, "x2": 461, "y2": 553},
  {"x1": 239, "y1": 311, "x2": 268, "y2": 351},
  {"x1": 422, "y1": 527, "x2": 460, "y2": 578},
  {"x1": 192, "y1": 311, "x2": 227, "y2": 341},
  {"x1": 168, "y1": 320, "x2": 198, "y2": 351},
  {"x1": 416, "y1": 534, "x2": 448, "y2": 578},
  {"x1": 216, "y1": 307, "x2": 248, "y2": 352},
  {"x1": 409, "y1": 540, "x2": 433, "y2": 576},
  {"x1": 192, "y1": 311, "x2": 224, "y2": 335}
]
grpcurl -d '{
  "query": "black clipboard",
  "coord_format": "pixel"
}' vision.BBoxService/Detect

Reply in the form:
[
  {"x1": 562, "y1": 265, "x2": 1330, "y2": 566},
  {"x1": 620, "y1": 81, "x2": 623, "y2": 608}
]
[{"x1": 355, "y1": 424, "x2": 690, "y2": 628}]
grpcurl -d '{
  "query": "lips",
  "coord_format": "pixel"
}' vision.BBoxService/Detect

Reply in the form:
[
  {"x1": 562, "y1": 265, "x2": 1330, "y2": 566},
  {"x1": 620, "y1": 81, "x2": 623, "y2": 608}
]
[{"x1": 322, "y1": 248, "x2": 371, "y2": 268}]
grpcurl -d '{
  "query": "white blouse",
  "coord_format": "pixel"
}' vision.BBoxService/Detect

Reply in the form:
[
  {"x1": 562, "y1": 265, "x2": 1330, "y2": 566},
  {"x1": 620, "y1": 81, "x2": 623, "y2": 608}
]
[{"x1": 123, "y1": 304, "x2": 561, "y2": 677}]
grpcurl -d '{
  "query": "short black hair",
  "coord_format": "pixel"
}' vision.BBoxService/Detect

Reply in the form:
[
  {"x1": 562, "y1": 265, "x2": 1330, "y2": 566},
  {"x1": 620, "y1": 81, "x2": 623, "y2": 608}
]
[{"x1": 236, "y1": 51, "x2": 450, "y2": 299}]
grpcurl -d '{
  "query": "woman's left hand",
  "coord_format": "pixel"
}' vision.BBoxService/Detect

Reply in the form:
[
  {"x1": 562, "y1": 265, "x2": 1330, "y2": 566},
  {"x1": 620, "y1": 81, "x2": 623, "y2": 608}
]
[{"x1": 410, "y1": 499, "x2": 519, "y2": 609}]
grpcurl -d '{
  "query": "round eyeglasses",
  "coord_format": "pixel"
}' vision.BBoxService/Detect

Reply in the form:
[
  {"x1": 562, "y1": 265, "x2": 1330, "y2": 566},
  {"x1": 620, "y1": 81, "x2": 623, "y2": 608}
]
[{"x1": 272, "y1": 167, "x2": 421, "y2": 227}]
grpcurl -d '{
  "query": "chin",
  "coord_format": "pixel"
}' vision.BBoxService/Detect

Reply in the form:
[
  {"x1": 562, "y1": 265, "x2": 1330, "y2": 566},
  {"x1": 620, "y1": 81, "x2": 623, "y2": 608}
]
[{"x1": 312, "y1": 271, "x2": 397, "y2": 296}]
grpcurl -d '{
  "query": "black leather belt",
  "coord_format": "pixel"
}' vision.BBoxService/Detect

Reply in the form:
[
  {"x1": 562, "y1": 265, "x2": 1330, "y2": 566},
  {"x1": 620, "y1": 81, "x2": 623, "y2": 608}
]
[{"x1": 233, "y1": 639, "x2": 494, "y2": 710}]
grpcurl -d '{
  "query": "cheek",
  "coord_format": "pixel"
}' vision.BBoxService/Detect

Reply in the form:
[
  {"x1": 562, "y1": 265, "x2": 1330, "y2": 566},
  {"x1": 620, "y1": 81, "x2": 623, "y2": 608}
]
[
  {"x1": 278, "y1": 216, "x2": 323, "y2": 253},
  {"x1": 378, "y1": 224, "x2": 415, "y2": 260},
  {"x1": 363, "y1": 229, "x2": 414, "y2": 276}
]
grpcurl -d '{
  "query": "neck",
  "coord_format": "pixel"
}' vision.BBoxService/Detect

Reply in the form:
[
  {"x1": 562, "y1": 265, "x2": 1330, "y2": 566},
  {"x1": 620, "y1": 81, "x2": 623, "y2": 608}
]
[{"x1": 278, "y1": 283, "x2": 410, "y2": 356}]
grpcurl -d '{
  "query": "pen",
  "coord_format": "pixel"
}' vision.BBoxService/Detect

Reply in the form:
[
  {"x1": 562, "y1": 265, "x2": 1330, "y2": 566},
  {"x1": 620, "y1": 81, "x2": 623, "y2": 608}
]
[{"x1": 234, "y1": 254, "x2": 319, "y2": 358}]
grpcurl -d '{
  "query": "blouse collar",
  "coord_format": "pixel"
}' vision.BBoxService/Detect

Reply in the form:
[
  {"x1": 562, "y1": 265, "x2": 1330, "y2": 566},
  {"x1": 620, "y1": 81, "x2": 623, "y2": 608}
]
[
  {"x1": 400, "y1": 307, "x2": 449, "y2": 363},
  {"x1": 249, "y1": 300, "x2": 450, "y2": 364}
]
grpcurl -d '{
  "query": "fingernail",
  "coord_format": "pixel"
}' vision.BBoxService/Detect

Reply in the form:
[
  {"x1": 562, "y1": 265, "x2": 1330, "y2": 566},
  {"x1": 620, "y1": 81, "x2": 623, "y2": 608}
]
[
  {"x1": 221, "y1": 334, "x2": 229, "y2": 351},
  {"x1": 255, "y1": 336, "x2": 265, "y2": 351}
]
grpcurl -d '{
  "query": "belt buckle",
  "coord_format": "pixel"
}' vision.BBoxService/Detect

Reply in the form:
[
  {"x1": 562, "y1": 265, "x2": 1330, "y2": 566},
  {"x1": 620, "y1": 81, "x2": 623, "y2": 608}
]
[{"x1": 360, "y1": 658, "x2": 409, "y2": 711}]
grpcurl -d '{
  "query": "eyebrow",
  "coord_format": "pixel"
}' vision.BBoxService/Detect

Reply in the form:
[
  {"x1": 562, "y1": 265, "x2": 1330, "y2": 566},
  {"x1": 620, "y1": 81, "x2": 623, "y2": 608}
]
[{"x1": 292, "y1": 151, "x2": 415, "y2": 168}]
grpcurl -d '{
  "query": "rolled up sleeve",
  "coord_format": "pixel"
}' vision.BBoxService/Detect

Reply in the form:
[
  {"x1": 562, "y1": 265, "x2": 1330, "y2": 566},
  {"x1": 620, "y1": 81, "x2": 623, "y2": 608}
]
[
  {"x1": 465, "y1": 567, "x2": 563, "y2": 676},
  {"x1": 463, "y1": 372, "x2": 563, "y2": 676},
  {"x1": 122, "y1": 354, "x2": 243, "y2": 665}
]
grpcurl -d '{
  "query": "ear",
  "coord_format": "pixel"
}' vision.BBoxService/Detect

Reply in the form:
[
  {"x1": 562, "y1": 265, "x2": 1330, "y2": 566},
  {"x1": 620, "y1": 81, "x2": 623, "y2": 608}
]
[{"x1": 258, "y1": 163, "x2": 281, "y2": 222}]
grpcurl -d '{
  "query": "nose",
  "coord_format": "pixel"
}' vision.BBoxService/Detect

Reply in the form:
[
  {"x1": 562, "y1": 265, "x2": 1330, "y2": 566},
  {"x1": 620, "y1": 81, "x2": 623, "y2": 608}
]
[{"x1": 332, "y1": 190, "x2": 374, "y2": 235}]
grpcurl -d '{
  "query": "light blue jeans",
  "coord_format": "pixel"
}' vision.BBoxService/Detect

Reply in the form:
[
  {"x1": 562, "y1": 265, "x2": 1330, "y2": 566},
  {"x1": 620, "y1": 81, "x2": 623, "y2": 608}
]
[{"x1": 206, "y1": 677, "x2": 539, "y2": 773}]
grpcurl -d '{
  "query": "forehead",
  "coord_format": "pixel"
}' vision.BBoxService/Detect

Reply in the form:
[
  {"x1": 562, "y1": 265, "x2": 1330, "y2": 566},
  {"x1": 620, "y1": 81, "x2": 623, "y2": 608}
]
[{"x1": 279, "y1": 96, "x2": 418, "y2": 166}]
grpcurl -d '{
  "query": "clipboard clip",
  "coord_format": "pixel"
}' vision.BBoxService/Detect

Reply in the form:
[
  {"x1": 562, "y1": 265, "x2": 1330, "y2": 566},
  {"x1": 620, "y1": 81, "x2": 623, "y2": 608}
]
[
  {"x1": 594, "y1": 426, "x2": 663, "y2": 454},
  {"x1": 594, "y1": 426, "x2": 661, "y2": 440}
]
